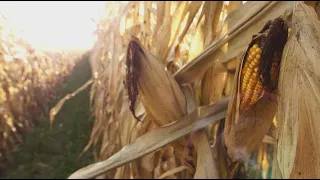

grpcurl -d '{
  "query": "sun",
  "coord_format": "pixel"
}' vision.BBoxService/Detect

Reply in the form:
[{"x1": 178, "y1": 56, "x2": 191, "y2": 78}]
[{"x1": 0, "y1": 1, "x2": 106, "y2": 51}]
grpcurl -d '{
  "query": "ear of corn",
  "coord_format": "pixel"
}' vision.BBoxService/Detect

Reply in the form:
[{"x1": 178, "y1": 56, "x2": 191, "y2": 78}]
[
  {"x1": 224, "y1": 17, "x2": 288, "y2": 162},
  {"x1": 125, "y1": 38, "x2": 197, "y2": 178},
  {"x1": 239, "y1": 16, "x2": 287, "y2": 113},
  {"x1": 125, "y1": 38, "x2": 187, "y2": 126}
]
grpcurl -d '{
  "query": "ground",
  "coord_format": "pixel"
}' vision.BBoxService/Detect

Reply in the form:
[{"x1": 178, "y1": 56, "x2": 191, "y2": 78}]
[{"x1": 1, "y1": 56, "x2": 94, "y2": 179}]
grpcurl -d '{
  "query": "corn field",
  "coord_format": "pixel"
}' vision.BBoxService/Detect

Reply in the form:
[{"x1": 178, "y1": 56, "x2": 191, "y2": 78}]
[
  {"x1": 2, "y1": 1, "x2": 320, "y2": 179},
  {"x1": 0, "y1": 14, "x2": 83, "y2": 169}
]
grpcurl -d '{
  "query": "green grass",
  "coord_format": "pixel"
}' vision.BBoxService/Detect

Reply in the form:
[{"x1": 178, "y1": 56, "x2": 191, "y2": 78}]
[{"x1": 1, "y1": 55, "x2": 94, "y2": 179}]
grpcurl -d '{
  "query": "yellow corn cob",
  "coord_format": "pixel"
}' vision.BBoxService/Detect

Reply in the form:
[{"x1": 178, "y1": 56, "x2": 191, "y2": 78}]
[{"x1": 240, "y1": 44, "x2": 264, "y2": 111}]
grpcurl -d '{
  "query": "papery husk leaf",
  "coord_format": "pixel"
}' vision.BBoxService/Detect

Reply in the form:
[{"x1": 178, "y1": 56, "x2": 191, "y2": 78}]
[
  {"x1": 275, "y1": 2, "x2": 320, "y2": 178},
  {"x1": 304, "y1": 1, "x2": 320, "y2": 18},
  {"x1": 126, "y1": 38, "x2": 187, "y2": 126},
  {"x1": 271, "y1": 143, "x2": 283, "y2": 178},
  {"x1": 224, "y1": 26, "x2": 280, "y2": 162}
]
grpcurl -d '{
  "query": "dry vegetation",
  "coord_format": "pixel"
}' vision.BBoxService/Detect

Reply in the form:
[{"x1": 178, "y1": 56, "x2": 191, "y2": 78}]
[
  {"x1": 47, "y1": 1, "x2": 320, "y2": 179},
  {"x1": 0, "y1": 15, "x2": 83, "y2": 168}
]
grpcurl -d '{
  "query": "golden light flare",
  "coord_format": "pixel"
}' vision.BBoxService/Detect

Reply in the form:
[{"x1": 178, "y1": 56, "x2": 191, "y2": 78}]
[{"x1": 0, "y1": 1, "x2": 106, "y2": 51}]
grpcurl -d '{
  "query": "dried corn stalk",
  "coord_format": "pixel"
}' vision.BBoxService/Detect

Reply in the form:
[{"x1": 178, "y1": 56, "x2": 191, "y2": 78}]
[
  {"x1": 224, "y1": 16, "x2": 288, "y2": 163},
  {"x1": 275, "y1": 2, "x2": 320, "y2": 178}
]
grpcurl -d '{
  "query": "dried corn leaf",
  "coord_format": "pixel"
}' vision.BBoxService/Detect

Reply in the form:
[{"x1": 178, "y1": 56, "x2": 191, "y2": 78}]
[
  {"x1": 191, "y1": 5, "x2": 225, "y2": 175},
  {"x1": 192, "y1": 129, "x2": 219, "y2": 178},
  {"x1": 224, "y1": 56, "x2": 239, "y2": 71},
  {"x1": 224, "y1": 71, "x2": 236, "y2": 96},
  {"x1": 68, "y1": 98, "x2": 229, "y2": 179},
  {"x1": 182, "y1": 83, "x2": 219, "y2": 178},
  {"x1": 195, "y1": 1, "x2": 224, "y2": 106},
  {"x1": 210, "y1": 120, "x2": 229, "y2": 178},
  {"x1": 174, "y1": 1, "x2": 294, "y2": 84},
  {"x1": 175, "y1": 2, "x2": 203, "y2": 48},
  {"x1": 154, "y1": 146, "x2": 178, "y2": 179},
  {"x1": 227, "y1": 1, "x2": 243, "y2": 14},
  {"x1": 188, "y1": 1, "x2": 222, "y2": 61},
  {"x1": 200, "y1": 64, "x2": 228, "y2": 105},
  {"x1": 276, "y1": 2, "x2": 320, "y2": 178},
  {"x1": 49, "y1": 78, "x2": 94, "y2": 126},
  {"x1": 158, "y1": 166, "x2": 190, "y2": 179}
]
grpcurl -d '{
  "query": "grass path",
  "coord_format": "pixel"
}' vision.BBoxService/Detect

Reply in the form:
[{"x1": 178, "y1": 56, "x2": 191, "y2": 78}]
[{"x1": 1, "y1": 55, "x2": 94, "y2": 179}]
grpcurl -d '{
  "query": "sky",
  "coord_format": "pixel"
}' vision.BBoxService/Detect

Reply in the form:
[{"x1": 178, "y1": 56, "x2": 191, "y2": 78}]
[{"x1": 0, "y1": 1, "x2": 106, "y2": 51}]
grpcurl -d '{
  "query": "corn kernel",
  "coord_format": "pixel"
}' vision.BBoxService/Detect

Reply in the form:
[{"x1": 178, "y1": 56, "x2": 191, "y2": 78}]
[
  {"x1": 256, "y1": 47, "x2": 262, "y2": 53},
  {"x1": 256, "y1": 54, "x2": 261, "y2": 59},
  {"x1": 240, "y1": 43, "x2": 264, "y2": 111}
]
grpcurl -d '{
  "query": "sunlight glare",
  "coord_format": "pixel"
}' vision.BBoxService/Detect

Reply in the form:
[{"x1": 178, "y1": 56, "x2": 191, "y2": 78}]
[{"x1": 0, "y1": 1, "x2": 106, "y2": 51}]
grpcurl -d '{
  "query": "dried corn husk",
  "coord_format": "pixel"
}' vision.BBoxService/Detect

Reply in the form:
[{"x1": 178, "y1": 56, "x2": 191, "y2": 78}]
[
  {"x1": 304, "y1": 1, "x2": 320, "y2": 18},
  {"x1": 224, "y1": 16, "x2": 288, "y2": 163},
  {"x1": 125, "y1": 38, "x2": 192, "y2": 178},
  {"x1": 125, "y1": 38, "x2": 187, "y2": 126},
  {"x1": 275, "y1": 2, "x2": 320, "y2": 178}
]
